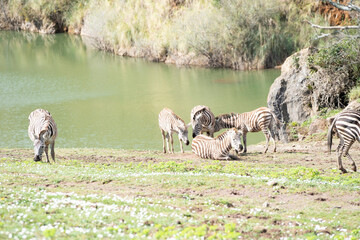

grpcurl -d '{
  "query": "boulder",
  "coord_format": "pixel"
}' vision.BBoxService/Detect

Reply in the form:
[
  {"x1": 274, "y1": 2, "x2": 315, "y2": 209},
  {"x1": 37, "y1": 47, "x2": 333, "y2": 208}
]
[{"x1": 267, "y1": 48, "x2": 313, "y2": 124}]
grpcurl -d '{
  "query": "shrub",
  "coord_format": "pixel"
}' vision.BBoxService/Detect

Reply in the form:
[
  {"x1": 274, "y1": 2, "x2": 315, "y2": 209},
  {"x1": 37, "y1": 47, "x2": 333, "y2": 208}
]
[
  {"x1": 307, "y1": 38, "x2": 360, "y2": 108},
  {"x1": 348, "y1": 86, "x2": 360, "y2": 101}
]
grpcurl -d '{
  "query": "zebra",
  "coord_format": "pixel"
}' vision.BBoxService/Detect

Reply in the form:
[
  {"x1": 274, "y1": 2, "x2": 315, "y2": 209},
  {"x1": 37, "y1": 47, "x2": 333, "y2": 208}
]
[
  {"x1": 327, "y1": 110, "x2": 360, "y2": 173},
  {"x1": 158, "y1": 108, "x2": 190, "y2": 153},
  {"x1": 214, "y1": 107, "x2": 280, "y2": 153},
  {"x1": 190, "y1": 105, "x2": 216, "y2": 138},
  {"x1": 192, "y1": 128, "x2": 243, "y2": 160},
  {"x1": 28, "y1": 109, "x2": 57, "y2": 163}
]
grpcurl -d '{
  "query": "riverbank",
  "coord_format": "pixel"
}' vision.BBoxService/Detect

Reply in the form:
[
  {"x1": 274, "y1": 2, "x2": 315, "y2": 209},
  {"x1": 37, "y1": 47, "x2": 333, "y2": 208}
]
[
  {"x1": 1, "y1": 140, "x2": 360, "y2": 239},
  {"x1": 0, "y1": 0, "x2": 325, "y2": 70}
]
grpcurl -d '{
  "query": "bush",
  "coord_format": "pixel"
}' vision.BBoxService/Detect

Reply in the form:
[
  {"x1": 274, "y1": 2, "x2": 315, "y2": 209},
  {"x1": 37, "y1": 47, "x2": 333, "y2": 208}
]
[
  {"x1": 2, "y1": 0, "x2": 327, "y2": 69},
  {"x1": 307, "y1": 38, "x2": 360, "y2": 108},
  {"x1": 348, "y1": 86, "x2": 360, "y2": 101}
]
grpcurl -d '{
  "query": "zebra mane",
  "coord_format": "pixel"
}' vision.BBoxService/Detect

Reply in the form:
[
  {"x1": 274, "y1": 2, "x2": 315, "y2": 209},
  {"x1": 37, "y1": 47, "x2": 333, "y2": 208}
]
[
  {"x1": 216, "y1": 112, "x2": 238, "y2": 121},
  {"x1": 40, "y1": 116, "x2": 52, "y2": 133}
]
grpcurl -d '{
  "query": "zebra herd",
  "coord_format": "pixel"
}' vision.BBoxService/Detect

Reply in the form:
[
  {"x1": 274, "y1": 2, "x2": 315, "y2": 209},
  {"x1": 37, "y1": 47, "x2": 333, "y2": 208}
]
[
  {"x1": 159, "y1": 105, "x2": 279, "y2": 160},
  {"x1": 26, "y1": 106, "x2": 360, "y2": 173}
]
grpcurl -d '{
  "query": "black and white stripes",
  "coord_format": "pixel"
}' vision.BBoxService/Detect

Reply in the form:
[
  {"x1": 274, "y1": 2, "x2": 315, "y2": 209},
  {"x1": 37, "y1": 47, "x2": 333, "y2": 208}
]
[
  {"x1": 191, "y1": 105, "x2": 216, "y2": 138},
  {"x1": 328, "y1": 110, "x2": 360, "y2": 173},
  {"x1": 192, "y1": 128, "x2": 243, "y2": 160},
  {"x1": 214, "y1": 107, "x2": 279, "y2": 153},
  {"x1": 28, "y1": 109, "x2": 57, "y2": 162},
  {"x1": 158, "y1": 108, "x2": 189, "y2": 153}
]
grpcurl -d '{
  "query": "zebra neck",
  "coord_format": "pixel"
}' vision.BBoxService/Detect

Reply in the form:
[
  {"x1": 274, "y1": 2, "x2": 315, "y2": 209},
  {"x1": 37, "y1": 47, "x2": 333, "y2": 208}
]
[
  {"x1": 220, "y1": 114, "x2": 240, "y2": 129},
  {"x1": 216, "y1": 133, "x2": 232, "y2": 153}
]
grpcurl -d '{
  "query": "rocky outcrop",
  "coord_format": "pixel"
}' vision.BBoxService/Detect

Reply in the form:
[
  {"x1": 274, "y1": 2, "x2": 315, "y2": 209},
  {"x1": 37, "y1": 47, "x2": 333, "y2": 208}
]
[{"x1": 267, "y1": 48, "x2": 313, "y2": 124}]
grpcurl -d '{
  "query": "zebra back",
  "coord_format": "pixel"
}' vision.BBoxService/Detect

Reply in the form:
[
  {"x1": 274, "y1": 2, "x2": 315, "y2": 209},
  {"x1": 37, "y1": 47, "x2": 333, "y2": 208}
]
[
  {"x1": 190, "y1": 105, "x2": 215, "y2": 136},
  {"x1": 334, "y1": 110, "x2": 360, "y2": 143},
  {"x1": 158, "y1": 108, "x2": 187, "y2": 132},
  {"x1": 215, "y1": 107, "x2": 274, "y2": 133},
  {"x1": 192, "y1": 128, "x2": 237, "y2": 159},
  {"x1": 28, "y1": 109, "x2": 57, "y2": 142}
]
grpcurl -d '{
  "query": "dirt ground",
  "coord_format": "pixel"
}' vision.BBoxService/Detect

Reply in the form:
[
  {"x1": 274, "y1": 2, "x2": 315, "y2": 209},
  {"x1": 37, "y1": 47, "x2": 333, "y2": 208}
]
[
  {"x1": 1, "y1": 139, "x2": 360, "y2": 239},
  {"x1": 2, "y1": 138, "x2": 359, "y2": 171}
]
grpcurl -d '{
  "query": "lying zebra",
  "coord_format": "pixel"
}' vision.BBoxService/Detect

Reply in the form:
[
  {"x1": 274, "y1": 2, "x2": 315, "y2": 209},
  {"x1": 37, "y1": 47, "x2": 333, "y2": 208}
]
[
  {"x1": 190, "y1": 105, "x2": 216, "y2": 138},
  {"x1": 28, "y1": 109, "x2": 57, "y2": 163},
  {"x1": 328, "y1": 110, "x2": 360, "y2": 173},
  {"x1": 192, "y1": 128, "x2": 243, "y2": 160},
  {"x1": 214, "y1": 107, "x2": 280, "y2": 153},
  {"x1": 158, "y1": 108, "x2": 190, "y2": 153}
]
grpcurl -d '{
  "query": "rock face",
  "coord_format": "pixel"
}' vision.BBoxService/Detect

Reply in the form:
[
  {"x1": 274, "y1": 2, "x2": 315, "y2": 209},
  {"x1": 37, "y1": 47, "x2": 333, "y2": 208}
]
[{"x1": 267, "y1": 48, "x2": 313, "y2": 124}]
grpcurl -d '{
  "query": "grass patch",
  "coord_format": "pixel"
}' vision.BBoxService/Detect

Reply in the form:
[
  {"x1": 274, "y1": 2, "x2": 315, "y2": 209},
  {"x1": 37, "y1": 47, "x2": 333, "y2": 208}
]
[{"x1": 1, "y1": 147, "x2": 360, "y2": 239}]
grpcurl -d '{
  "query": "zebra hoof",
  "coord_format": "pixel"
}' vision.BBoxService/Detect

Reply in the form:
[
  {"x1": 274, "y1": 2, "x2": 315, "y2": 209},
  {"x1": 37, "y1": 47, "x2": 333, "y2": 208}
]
[{"x1": 340, "y1": 168, "x2": 348, "y2": 174}]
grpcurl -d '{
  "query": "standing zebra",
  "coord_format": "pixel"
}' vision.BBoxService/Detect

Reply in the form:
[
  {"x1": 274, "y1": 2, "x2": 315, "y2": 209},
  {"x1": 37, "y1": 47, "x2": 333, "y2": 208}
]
[
  {"x1": 328, "y1": 110, "x2": 360, "y2": 173},
  {"x1": 192, "y1": 128, "x2": 243, "y2": 160},
  {"x1": 28, "y1": 109, "x2": 57, "y2": 163},
  {"x1": 214, "y1": 107, "x2": 279, "y2": 153},
  {"x1": 159, "y1": 108, "x2": 190, "y2": 153},
  {"x1": 190, "y1": 105, "x2": 216, "y2": 138}
]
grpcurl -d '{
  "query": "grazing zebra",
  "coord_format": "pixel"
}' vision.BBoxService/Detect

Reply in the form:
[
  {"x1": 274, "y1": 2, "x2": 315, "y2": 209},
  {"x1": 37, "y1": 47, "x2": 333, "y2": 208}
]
[
  {"x1": 214, "y1": 107, "x2": 280, "y2": 153},
  {"x1": 158, "y1": 108, "x2": 190, "y2": 153},
  {"x1": 192, "y1": 128, "x2": 243, "y2": 160},
  {"x1": 28, "y1": 109, "x2": 57, "y2": 163},
  {"x1": 190, "y1": 105, "x2": 216, "y2": 138},
  {"x1": 327, "y1": 110, "x2": 360, "y2": 173}
]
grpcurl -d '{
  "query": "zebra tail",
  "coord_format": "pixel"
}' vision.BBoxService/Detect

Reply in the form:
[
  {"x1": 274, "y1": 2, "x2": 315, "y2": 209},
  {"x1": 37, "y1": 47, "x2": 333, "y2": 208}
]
[{"x1": 327, "y1": 118, "x2": 336, "y2": 153}]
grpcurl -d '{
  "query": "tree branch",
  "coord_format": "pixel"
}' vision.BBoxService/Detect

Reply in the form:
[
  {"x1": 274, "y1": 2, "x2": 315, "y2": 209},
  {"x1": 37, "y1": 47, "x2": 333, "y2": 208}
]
[
  {"x1": 321, "y1": 0, "x2": 360, "y2": 12},
  {"x1": 304, "y1": 20, "x2": 359, "y2": 30}
]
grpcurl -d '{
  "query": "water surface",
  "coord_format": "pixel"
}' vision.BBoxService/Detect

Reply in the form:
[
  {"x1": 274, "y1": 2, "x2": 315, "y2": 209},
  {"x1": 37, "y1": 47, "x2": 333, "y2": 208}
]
[{"x1": 0, "y1": 31, "x2": 280, "y2": 150}]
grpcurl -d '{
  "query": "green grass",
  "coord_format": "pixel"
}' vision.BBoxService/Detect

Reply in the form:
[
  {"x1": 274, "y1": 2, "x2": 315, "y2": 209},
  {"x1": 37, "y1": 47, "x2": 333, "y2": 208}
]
[{"x1": 1, "y1": 148, "x2": 360, "y2": 239}]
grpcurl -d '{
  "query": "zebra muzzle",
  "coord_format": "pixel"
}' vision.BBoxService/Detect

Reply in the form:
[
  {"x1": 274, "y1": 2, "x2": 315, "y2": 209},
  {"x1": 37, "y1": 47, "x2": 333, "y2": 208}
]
[
  {"x1": 186, "y1": 140, "x2": 190, "y2": 145},
  {"x1": 34, "y1": 156, "x2": 41, "y2": 162}
]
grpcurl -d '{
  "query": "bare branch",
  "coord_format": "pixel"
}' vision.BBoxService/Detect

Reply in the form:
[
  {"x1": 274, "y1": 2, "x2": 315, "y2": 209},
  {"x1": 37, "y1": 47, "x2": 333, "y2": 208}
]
[
  {"x1": 304, "y1": 20, "x2": 359, "y2": 30},
  {"x1": 321, "y1": 0, "x2": 360, "y2": 12}
]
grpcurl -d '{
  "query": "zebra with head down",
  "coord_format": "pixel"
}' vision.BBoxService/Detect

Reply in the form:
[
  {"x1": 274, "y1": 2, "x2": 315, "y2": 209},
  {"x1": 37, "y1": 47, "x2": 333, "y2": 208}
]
[
  {"x1": 158, "y1": 108, "x2": 190, "y2": 153},
  {"x1": 190, "y1": 105, "x2": 216, "y2": 138},
  {"x1": 28, "y1": 109, "x2": 57, "y2": 163},
  {"x1": 191, "y1": 128, "x2": 243, "y2": 160}
]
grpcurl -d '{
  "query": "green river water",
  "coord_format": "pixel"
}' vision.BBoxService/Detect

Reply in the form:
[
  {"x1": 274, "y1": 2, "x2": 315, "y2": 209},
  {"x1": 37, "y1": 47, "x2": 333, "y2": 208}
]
[{"x1": 0, "y1": 31, "x2": 280, "y2": 150}]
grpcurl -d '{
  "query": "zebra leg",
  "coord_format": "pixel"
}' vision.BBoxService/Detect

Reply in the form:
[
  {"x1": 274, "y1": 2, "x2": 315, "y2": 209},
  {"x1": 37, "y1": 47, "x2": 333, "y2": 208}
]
[
  {"x1": 242, "y1": 132, "x2": 247, "y2": 153},
  {"x1": 50, "y1": 142, "x2": 56, "y2": 162},
  {"x1": 336, "y1": 134, "x2": 344, "y2": 153},
  {"x1": 344, "y1": 141, "x2": 356, "y2": 172},
  {"x1": 161, "y1": 130, "x2": 167, "y2": 153},
  {"x1": 179, "y1": 138, "x2": 184, "y2": 154},
  {"x1": 269, "y1": 128, "x2": 277, "y2": 152},
  {"x1": 337, "y1": 144, "x2": 347, "y2": 173},
  {"x1": 263, "y1": 130, "x2": 270, "y2": 154},
  {"x1": 169, "y1": 133, "x2": 174, "y2": 154},
  {"x1": 44, "y1": 145, "x2": 50, "y2": 163},
  {"x1": 217, "y1": 155, "x2": 231, "y2": 160}
]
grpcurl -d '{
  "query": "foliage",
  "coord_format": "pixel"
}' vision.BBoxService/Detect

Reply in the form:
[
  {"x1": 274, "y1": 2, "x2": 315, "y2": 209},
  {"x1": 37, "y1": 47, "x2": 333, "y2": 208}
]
[
  {"x1": 347, "y1": 85, "x2": 360, "y2": 101},
  {"x1": 2, "y1": 0, "x2": 326, "y2": 69},
  {"x1": 306, "y1": 38, "x2": 360, "y2": 109}
]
